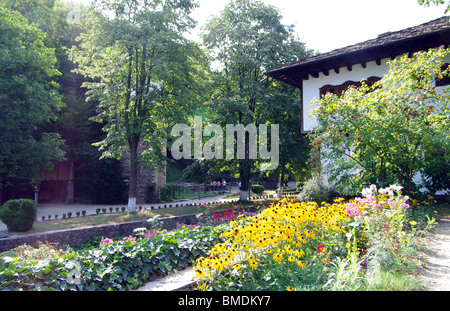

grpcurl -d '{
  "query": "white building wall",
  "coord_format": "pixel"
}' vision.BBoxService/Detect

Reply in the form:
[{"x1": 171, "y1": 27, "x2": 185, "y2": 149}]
[{"x1": 302, "y1": 58, "x2": 390, "y2": 132}]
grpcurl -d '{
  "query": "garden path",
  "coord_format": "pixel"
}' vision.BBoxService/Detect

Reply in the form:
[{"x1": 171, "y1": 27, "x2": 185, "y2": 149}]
[{"x1": 418, "y1": 216, "x2": 450, "y2": 291}]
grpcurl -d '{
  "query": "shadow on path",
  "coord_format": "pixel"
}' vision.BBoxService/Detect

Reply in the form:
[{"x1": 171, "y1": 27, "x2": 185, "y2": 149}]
[{"x1": 419, "y1": 217, "x2": 450, "y2": 291}]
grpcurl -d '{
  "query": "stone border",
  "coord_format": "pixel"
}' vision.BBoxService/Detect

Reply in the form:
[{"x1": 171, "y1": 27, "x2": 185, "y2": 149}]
[
  {"x1": 0, "y1": 213, "x2": 197, "y2": 252},
  {"x1": 0, "y1": 205, "x2": 262, "y2": 252}
]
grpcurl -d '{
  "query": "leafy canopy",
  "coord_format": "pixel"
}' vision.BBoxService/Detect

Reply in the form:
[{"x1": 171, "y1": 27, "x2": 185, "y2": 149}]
[
  {"x1": 0, "y1": 5, "x2": 65, "y2": 187},
  {"x1": 309, "y1": 47, "x2": 450, "y2": 195}
]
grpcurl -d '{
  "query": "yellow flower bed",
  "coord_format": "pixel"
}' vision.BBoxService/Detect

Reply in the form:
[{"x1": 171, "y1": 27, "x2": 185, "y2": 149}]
[{"x1": 194, "y1": 197, "x2": 354, "y2": 290}]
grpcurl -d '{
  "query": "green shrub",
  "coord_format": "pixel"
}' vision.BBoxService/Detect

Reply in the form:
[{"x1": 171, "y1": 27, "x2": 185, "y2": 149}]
[
  {"x1": 0, "y1": 199, "x2": 36, "y2": 232},
  {"x1": 251, "y1": 184, "x2": 265, "y2": 195},
  {"x1": 296, "y1": 175, "x2": 335, "y2": 204},
  {"x1": 159, "y1": 184, "x2": 174, "y2": 202}
]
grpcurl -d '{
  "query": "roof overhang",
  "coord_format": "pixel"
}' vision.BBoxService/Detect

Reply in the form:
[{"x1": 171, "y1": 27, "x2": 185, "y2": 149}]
[{"x1": 265, "y1": 19, "x2": 450, "y2": 89}]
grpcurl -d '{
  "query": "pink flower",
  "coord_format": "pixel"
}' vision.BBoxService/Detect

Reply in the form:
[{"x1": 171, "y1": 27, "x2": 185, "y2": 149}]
[
  {"x1": 103, "y1": 238, "x2": 113, "y2": 244},
  {"x1": 345, "y1": 203, "x2": 364, "y2": 217}
]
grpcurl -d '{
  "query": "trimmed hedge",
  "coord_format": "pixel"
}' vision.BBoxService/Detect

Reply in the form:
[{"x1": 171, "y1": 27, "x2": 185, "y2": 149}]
[
  {"x1": 251, "y1": 184, "x2": 265, "y2": 195},
  {"x1": 0, "y1": 199, "x2": 36, "y2": 232}
]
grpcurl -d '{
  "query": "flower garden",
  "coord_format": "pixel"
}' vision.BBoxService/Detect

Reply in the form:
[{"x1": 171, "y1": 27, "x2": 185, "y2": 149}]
[
  {"x1": 194, "y1": 185, "x2": 437, "y2": 291},
  {"x1": 0, "y1": 185, "x2": 438, "y2": 291}
]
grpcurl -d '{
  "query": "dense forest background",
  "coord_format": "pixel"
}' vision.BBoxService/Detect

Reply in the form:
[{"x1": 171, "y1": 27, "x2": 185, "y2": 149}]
[{"x1": 0, "y1": 0, "x2": 312, "y2": 206}]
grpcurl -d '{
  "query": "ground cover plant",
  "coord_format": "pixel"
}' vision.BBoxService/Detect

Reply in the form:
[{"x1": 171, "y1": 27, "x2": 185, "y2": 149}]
[
  {"x1": 0, "y1": 224, "x2": 225, "y2": 291},
  {"x1": 193, "y1": 184, "x2": 437, "y2": 291}
]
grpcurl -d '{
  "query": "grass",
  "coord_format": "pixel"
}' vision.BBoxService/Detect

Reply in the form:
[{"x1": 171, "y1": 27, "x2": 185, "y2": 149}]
[
  {"x1": 27, "y1": 197, "x2": 280, "y2": 234},
  {"x1": 366, "y1": 269, "x2": 423, "y2": 291}
]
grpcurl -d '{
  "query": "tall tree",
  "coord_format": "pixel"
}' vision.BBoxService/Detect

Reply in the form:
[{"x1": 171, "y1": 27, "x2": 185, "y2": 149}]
[
  {"x1": 0, "y1": 5, "x2": 65, "y2": 202},
  {"x1": 202, "y1": 0, "x2": 313, "y2": 201},
  {"x1": 70, "y1": 0, "x2": 204, "y2": 212}
]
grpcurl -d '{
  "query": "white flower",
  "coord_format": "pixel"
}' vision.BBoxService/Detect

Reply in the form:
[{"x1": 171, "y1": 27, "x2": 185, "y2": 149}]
[
  {"x1": 362, "y1": 188, "x2": 372, "y2": 198},
  {"x1": 390, "y1": 185, "x2": 403, "y2": 192}
]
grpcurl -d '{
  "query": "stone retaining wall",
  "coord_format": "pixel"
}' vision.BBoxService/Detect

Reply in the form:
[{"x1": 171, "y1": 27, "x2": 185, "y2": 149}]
[
  {"x1": 0, "y1": 204, "x2": 263, "y2": 252},
  {"x1": 0, "y1": 213, "x2": 198, "y2": 252}
]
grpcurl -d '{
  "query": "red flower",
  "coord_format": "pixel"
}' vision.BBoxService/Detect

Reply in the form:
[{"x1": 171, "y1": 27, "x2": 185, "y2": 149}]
[{"x1": 317, "y1": 245, "x2": 324, "y2": 253}]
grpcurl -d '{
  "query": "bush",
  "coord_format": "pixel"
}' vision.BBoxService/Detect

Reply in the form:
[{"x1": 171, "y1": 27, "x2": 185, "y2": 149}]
[
  {"x1": 0, "y1": 199, "x2": 36, "y2": 232},
  {"x1": 296, "y1": 175, "x2": 335, "y2": 204},
  {"x1": 159, "y1": 184, "x2": 174, "y2": 202},
  {"x1": 251, "y1": 184, "x2": 265, "y2": 195}
]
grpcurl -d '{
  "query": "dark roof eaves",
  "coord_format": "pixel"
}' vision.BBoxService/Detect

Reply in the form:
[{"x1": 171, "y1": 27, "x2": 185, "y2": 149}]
[{"x1": 265, "y1": 16, "x2": 450, "y2": 78}]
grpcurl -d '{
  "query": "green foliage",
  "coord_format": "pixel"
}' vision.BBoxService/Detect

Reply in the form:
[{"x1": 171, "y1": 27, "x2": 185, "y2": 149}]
[
  {"x1": 251, "y1": 184, "x2": 265, "y2": 195},
  {"x1": 0, "y1": 225, "x2": 224, "y2": 291},
  {"x1": 69, "y1": 0, "x2": 207, "y2": 211},
  {"x1": 159, "y1": 184, "x2": 174, "y2": 202},
  {"x1": 201, "y1": 0, "x2": 313, "y2": 193},
  {"x1": 0, "y1": 199, "x2": 36, "y2": 232},
  {"x1": 310, "y1": 47, "x2": 450, "y2": 195},
  {"x1": 418, "y1": 0, "x2": 450, "y2": 13},
  {"x1": 296, "y1": 175, "x2": 335, "y2": 204},
  {"x1": 0, "y1": 6, "x2": 65, "y2": 188}
]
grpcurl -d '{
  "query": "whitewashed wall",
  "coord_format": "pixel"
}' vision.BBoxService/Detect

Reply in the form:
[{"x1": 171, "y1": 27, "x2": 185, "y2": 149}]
[{"x1": 302, "y1": 58, "x2": 390, "y2": 132}]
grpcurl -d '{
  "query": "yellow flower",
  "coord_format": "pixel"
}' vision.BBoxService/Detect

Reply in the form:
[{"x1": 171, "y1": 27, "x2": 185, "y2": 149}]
[
  {"x1": 273, "y1": 253, "x2": 283, "y2": 263},
  {"x1": 295, "y1": 249, "x2": 305, "y2": 258},
  {"x1": 288, "y1": 256, "x2": 296, "y2": 263},
  {"x1": 195, "y1": 269, "x2": 205, "y2": 279},
  {"x1": 248, "y1": 260, "x2": 258, "y2": 269},
  {"x1": 297, "y1": 260, "x2": 307, "y2": 268},
  {"x1": 285, "y1": 286, "x2": 294, "y2": 291}
]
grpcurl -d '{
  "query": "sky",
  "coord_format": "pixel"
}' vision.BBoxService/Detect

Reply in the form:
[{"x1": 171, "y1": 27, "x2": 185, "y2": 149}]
[{"x1": 74, "y1": 0, "x2": 448, "y2": 53}]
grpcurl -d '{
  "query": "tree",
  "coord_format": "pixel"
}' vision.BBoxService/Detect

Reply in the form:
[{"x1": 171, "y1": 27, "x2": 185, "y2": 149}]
[
  {"x1": 309, "y1": 47, "x2": 450, "y2": 197},
  {"x1": 261, "y1": 81, "x2": 311, "y2": 197},
  {"x1": 70, "y1": 0, "x2": 204, "y2": 212},
  {"x1": 202, "y1": 0, "x2": 312, "y2": 201},
  {"x1": 0, "y1": 5, "x2": 65, "y2": 202},
  {"x1": 418, "y1": 0, "x2": 450, "y2": 13}
]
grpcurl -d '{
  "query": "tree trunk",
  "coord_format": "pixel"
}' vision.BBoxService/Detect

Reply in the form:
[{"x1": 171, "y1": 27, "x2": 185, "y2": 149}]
[
  {"x1": 239, "y1": 159, "x2": 249, "y2": 202},
  {"x1": 278, "y1": 170, "x2": 285, "y2": 198},
  {"x1": 128, "y1": 136, "x2": 139, "y2": 213},
  {"x1": 403, "y1": 165, "x2": 415, "y2": 219}
]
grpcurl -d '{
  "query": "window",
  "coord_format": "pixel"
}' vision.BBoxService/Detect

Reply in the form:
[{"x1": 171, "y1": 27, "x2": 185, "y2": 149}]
[
  {"x1": 320, "y1": 76, "x2": 381, "y2": 98},
  {"x1": 435, "y1": 63, "x2": 450, "y2": 87}
]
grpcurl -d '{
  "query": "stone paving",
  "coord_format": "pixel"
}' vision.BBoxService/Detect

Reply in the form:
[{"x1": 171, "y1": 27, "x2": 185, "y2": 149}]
[
  {"x1": 0, "y1": 189, "x2": 241, "y2": 235},
  {"x1": 33, "y1": 191, "x2": 237, "y2": 221},
  {"x1": 134, "y1": 266, "x2": 196, "y2": 291}
]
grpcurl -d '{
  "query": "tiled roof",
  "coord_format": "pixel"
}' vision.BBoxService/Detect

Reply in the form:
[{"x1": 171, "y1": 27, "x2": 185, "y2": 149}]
[{"x1": 266, "y1": 16, "x2": 450, "y2": 88}]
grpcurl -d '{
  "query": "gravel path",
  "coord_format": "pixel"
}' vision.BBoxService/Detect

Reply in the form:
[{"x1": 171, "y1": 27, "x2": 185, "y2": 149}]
[{"x1": 418, "y1": 217, "x2": 450, "y2": 291}]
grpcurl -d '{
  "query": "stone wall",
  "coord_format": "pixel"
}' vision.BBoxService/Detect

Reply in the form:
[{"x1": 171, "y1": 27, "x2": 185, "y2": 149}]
[
  {"x1": 0, "y1": 204, "x2": 264, "y2": 253},
  {"x1": 0, "y1": 213, "x2": 197, "y2": 252},
  {"x1": 120, "y1": 143, "x2": 166, "y2": 204}
]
